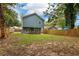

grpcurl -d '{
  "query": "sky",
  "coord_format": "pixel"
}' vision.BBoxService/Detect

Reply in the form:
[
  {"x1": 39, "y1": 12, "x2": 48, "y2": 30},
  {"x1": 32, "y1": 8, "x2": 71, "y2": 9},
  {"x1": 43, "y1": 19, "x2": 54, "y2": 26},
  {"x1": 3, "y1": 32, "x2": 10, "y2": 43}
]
[
  {"x1": 12, "y1": 3, "x2": 79, "y2": 27},
  {"x1": 12, "y1": 3, "x2": 48, "y2": 21},
  {"x1": 75, "y1": 15, "x2": 79, "y2": 26}
]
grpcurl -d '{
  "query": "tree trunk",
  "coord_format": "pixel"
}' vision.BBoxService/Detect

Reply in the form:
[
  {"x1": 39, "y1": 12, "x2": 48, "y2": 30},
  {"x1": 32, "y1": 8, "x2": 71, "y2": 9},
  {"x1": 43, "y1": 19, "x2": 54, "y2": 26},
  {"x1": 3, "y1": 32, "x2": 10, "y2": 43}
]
[
  {"x1": 64, "y1": 7, "x2": 71, "y2": 28},
  {"x1": 64, "y1": 9, "x2": 71, "y2": 28},
  {"x1": 0, "y1": 4, "x2": 5, "y2": 39},
  {"x1": 69, "y1": 4, "x2": 76, "y2": 29},
  {"x1": 64, "y1": 3, "x2": 76, "y2": 29}
]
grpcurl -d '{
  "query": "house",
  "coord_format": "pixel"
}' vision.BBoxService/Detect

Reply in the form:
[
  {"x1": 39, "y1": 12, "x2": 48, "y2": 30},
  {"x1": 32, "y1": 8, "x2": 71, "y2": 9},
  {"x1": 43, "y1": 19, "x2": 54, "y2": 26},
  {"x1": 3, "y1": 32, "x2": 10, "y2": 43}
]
[{"x1": 22, "y1": 13, "x2": 44, "y2": 34}]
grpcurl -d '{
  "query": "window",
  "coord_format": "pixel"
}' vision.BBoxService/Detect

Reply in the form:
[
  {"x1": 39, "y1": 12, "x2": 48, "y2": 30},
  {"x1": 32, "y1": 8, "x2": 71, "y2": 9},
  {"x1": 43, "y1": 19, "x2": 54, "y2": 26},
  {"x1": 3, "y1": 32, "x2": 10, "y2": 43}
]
[{"x1": 39, "y1": 21, "x2": 41, "y2": 24}]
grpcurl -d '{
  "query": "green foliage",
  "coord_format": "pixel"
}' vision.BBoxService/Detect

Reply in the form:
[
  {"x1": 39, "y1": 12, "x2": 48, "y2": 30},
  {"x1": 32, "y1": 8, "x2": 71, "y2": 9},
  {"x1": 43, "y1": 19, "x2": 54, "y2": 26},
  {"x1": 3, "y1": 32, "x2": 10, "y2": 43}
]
[
  {"x1": 0, "y1": 3, "x2": 17, "y2": 38},
  {"x1": 45, "y1": 3, "x2": 79, "y2": 29},
  {"x1": 44, "y1": 3, "x2": 66, "y2": 28},
  {"x1": 64, "y1": 3, "x2": 79, "y2": 29},
  {"x1": 2, "y1": 3, "x2": 21, "y2": 27},
  {"x1": 5, "y1": 19, "x2": 21, "y2": 27},
  {"x1": 56, "y1": 17, "x2": 65, "y2": 28},
  {"x1": 64, "y1": 4, "x2": 75, "y2": 29},
  {"x1": 13, "y1": 19, "x2": 21, "y2": 27},
  {"x1": 45, "y1": 21, "x2": 54, "y2": 26}
]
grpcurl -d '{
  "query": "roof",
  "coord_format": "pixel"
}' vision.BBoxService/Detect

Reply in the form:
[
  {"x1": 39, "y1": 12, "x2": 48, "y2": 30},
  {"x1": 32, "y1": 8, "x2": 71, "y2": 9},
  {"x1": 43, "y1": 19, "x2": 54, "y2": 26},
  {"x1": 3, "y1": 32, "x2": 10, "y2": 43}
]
[{"x1": 22, "y1": 13, "x2": 44, "y2": 21}]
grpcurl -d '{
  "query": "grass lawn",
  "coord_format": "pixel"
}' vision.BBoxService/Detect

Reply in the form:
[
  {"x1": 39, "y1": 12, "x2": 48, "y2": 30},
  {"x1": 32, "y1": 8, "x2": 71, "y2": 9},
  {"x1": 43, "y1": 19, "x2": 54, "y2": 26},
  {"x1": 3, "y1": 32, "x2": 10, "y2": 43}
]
[
  {"x1": 12, "y1": 32, "x2": 65, "y2": 45},
  {"x1": 0, "y1": 32, "x2": 79, "y2": 56}
]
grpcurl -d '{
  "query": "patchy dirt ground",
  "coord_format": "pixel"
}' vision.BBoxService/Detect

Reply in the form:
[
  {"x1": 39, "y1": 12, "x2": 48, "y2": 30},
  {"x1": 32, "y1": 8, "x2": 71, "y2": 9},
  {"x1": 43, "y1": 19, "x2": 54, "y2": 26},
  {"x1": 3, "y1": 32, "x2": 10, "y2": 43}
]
[{"x1": 0, "y1": 35, "x2": 79, "y2": 56}]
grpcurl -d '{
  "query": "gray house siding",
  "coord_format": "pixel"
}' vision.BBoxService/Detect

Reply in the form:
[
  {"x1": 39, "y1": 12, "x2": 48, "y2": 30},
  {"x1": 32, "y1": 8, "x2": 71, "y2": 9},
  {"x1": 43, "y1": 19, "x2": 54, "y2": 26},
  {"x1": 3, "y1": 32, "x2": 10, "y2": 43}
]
[
  {"x1": 23, "y1": 15, "x2": 44, "y2": 28},
  {"x1": 22, "y1": 13, "x2": 44, "y2": 34}
]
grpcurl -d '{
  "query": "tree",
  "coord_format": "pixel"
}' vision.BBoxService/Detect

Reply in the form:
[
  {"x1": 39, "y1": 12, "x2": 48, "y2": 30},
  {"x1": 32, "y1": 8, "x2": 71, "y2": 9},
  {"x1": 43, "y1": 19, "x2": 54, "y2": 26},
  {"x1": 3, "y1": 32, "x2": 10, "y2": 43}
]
[
  {"x1": 44, "y1": 3, "x2": 79, "y2": 29},
  {"x1": 44, "y1": 3, "x2": 65, "y2": 28},
  {"x1": 0, "y1": 4, "x2": 5, "y2": 39},
  {"x1": 13, "y1": 19, "x2": 21, "y2": 27},
  {"x1": 64, "y1": 4, "x2": 75, "y2": 29},
  {"x1": 64, "y1": 3, "x2": 79, "y2": 29},
  {"x1": 44, "y1": 3, "x2": 58, "y2": 22},
  {"x1": 0, "y1": 3, "x2": 16, "y2": 39},
  {"x1": 5, "y1": 18, "x2": 21, "y2": 27}
]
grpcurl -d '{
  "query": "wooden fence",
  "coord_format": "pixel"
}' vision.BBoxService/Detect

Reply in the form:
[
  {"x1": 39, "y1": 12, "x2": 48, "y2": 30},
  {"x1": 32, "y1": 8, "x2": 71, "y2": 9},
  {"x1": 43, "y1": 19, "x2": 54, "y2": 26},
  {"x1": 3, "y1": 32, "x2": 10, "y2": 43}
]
[{"x1": 43, "y1": 28, "x2": 79, "y2": 37}]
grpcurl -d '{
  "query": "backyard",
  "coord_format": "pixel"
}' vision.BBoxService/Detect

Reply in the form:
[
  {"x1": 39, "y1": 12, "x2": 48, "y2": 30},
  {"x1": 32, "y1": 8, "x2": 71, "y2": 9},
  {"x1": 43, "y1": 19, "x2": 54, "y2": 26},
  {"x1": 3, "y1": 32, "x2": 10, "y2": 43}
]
[
  {"x1": 0, "y1": 33, "x2": 79, "y2": 56},
  {"x1": 0, "y1": 3, "x2": 79, "y2": 57}
]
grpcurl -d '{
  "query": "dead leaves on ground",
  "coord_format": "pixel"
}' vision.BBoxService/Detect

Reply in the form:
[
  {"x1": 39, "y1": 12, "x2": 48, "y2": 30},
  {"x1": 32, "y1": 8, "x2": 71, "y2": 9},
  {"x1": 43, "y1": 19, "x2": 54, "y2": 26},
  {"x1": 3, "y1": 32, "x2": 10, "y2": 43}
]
[{"x1": 0, "y1": 36, "x2": 79, "y2": 56}]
